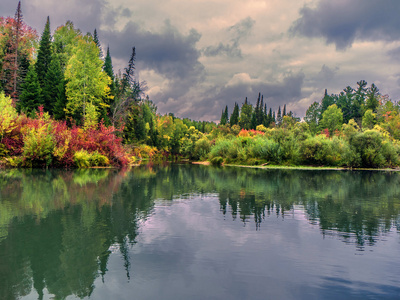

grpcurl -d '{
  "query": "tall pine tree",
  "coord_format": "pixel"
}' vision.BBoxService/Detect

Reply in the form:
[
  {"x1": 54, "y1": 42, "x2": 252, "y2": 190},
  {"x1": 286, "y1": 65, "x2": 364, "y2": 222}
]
[
  {"x1": 220, "y1": 105, "x2": 228, "y2": 125},
  {"x1": 43, "y1": 55, "x2": 64, "y2": 115},
  {"x1": 17, "y1": 65, "x2": 42, "y2": 115},
  {"x1": 36, "y1": 17, "x2": 52, "y2": 89},
  {"x1": 93, "y1": 28, "x2": 103, "y2": 59},
  {"x1": 230, "y1": 102, "x2": 239, "y2": 126}
]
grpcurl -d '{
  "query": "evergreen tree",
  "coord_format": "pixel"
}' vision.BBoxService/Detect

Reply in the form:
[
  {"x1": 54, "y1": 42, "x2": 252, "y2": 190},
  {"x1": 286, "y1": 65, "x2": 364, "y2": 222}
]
[
  {"x1": 263, "y1": 103, "x2": 268, "y2": 126},
  {"x1": 220, "y1": 105, "x2": 228, "y2": 125},
  {"x1": 366, "y1": 83, "x2": 379, "y2": 112},
  {"x1": 282, "y1": 104, "x2": 286, "y2": 117},
  {"x1": 230, "y1": 102, "x2": 239, "y2": 125},
  {"x1": 239, "y1": 97, "x2": 253, "y2": 129},
  {"x1": 42, "y1": 56, "x2": 63, "y2": 114},
  {"x1": 268, "y1": 108, "x2": 273, "y2": 126},
  {"x1": 277, "y1": 106, "x2": 282, "y2": 125},
  {"x1": 93, "y1": 29, "x2": 103, "y2": 59},
  {"x1": 17, "y1": 65, "x2": 42, "y2": 115},
  {"x1": 320, "y1": 89, "x2": 336, "y2": 117},
  {"x1": 52, "y1": 78, "x2": 67, "y2": 120},
  {"x1": 36, "y1": 17, "x2": 52, "y2": 90}
]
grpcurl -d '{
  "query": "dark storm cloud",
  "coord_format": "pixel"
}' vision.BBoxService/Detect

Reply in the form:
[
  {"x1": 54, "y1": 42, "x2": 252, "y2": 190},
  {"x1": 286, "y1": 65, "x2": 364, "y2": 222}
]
[
  {"x1": 188, "y1": 72, "x2": 305, "y2": 121},
  {"x1": 203, "y1": 17, "x2": 255, "y2": 58},
  {"x1": 291, "y1": 0, "x2": 400, "y2": 49},
  {"x1": 23, "y1": 0, "x2": 107, "y2": 35},
  {"x1": 103, "y1": 6, "x2": 132, "y2": 28},
  {"x1": 102, "y1": 20, "x2": 203, "y2": 80}
]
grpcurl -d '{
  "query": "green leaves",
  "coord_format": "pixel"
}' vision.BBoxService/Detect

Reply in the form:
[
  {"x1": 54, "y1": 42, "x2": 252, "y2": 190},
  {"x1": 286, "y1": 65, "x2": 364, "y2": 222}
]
[{"x1": 64, "y1": 37, "x2": 111, "y2": 125}]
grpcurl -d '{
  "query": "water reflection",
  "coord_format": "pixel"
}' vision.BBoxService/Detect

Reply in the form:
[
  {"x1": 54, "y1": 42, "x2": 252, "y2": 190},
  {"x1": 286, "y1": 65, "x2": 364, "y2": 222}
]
[{"x1": 0, "y1": 165, "x2": 399, "y2": 299}]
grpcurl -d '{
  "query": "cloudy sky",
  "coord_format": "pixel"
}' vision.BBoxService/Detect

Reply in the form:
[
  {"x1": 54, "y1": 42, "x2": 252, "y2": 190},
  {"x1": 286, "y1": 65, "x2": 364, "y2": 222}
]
[{"x1": 2, "y1": 0, "x2": 400, "y2": 121}]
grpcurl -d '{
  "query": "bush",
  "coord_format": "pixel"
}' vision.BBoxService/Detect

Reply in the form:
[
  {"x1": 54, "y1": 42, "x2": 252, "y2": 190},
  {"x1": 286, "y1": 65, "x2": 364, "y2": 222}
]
[
  {"x1": 73, "y1": 150, "x2": 92, "y2": 168},
  {"x1": 193, "y1": 138, "x2": 211, "y2": 160},
  {"x1": 90, "y1": 151, "x2": 109, "y2": 166},
  {"x1": 300, "y1": 135, "x2": 342, "y2": 166},
  {"x1": 23, "y1": 123, "x2": 55, "y2": 167},
  {"x1": 349, "y1": 130, "x2": 387, "y2": 168},
  {"x1": 210, "y1": 156, "x2": 223, "y2": 166},
  {"x1": 247, "y1": 137, "x2": 282, "y2": 163},
  {"x1": 210, "y1": 138, "x2": 237, "y2": 159}
]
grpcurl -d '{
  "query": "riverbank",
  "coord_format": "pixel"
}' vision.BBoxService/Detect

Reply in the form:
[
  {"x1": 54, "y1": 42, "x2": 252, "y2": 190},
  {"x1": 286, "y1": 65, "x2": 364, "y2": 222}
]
[{"x1": 191, "y1": 160, "x2": 400, "y2": 172}]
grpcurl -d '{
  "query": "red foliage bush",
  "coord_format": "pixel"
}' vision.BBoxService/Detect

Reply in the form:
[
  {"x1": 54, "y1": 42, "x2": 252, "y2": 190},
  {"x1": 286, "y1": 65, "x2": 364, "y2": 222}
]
[{"x1": 1, "y1": 107, "x2": 129, "y2": 167}]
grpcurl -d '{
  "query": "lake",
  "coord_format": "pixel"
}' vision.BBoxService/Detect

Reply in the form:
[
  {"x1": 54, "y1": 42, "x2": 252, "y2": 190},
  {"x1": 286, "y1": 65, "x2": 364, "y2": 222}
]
[{"x1": 0, "y1": 165, "x2": 399, "y2": 299}]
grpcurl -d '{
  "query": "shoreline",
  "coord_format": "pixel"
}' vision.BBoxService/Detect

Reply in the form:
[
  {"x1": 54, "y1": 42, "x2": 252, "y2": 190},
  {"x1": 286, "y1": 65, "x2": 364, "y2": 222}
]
[{"x1": 191, "y1": 161, "x2": 400, "y2": 172}]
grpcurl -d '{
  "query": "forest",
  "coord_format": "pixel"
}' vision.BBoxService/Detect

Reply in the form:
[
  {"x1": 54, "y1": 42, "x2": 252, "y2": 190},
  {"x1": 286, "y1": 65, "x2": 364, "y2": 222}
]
[{"x1": 1, "y1": 2, "x2": 400, "y2": 169}]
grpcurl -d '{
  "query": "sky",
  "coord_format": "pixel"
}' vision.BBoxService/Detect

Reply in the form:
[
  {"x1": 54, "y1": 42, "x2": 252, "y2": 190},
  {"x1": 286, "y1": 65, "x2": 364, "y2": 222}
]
[{"x1": 2, "y1": 0, "x2": 400, "y2": 121}]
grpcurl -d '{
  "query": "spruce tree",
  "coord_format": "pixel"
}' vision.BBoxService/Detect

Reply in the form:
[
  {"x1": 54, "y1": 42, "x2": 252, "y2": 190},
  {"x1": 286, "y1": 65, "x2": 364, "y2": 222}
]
[
  {"x1": 53, "y1": 79, "x2": 67, "y2": 120},
  {"x1": 277, "y1": 106, "x2": 282, "y2": 125},
  {"x1": 17, "y1": 65, "x2": 42, "y2": 115},
  {"x1": 268, "y1": 108, "x2": 273, "y2": 126},
  {"x1": 230, "y1": 102, "x2": 239, "y2": 125},
  {"x1": 220, "y1": 105, "x2": 228, "y2": 125},
  {"x1": 36, "y1": 17, "x2": 52, "y2": 89},
  {"x1": 103, "y1": 47, "x2": 116, "y2": 97},
  {"x1": 239, "y1": 97, "x2": 253, "y2": 129},
  {"x1": 93, "y1": 29, "x2": 103, "y2": 59},
  {"x1": 43, "y1": 56, "x2": 63, "y2": 114},
  {"x1": 282, "y1": 104, "x2": 286, "y2": 117}
]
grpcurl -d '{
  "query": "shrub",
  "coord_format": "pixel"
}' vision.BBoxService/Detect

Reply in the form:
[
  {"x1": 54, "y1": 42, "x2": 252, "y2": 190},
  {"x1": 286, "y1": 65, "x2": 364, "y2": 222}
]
[
  {"x1": 210, "y1": 156, "x2": 223, "y2": 166},
  {"x1": 210, "y1": 138, "x2": 236, "y2": 159},
  {"x1": 349, "y1": 130, "x2": 388, "y2": 168},
  {"x1": 193, "y1": 137, "x2": 211, "y2": 160},
  {"x1": 23, "y1": 123, "x2": 55, "y2": 167},
  {"x1": 90, "y1": 151, "x2": 109, "y2": 166},
  {"x1": 73, "y1": 150, "x2": 92, "y2": 168},
  {"x1": 247, "y1": 137, "x2": 282, "y2": 163},
  {"x1": 300, "y1": 135, "x2": 342, "y2": 166}
]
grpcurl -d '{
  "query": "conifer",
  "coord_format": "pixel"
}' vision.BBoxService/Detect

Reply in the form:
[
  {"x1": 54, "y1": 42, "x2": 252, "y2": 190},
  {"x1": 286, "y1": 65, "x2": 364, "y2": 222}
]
[
  {"x1": 17, "y1": 65, "x2": 42, "y2": 115},
  {"x1": 36, "y1": 17, "x2": 52, "y2": 89},
  {"x1": 43, "y1": 56, "x2": 63, "y2": 114}
]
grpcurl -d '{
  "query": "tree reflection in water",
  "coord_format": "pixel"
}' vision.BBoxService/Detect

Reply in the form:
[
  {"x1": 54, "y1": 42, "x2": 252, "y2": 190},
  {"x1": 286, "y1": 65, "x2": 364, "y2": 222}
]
[{"x1": 0, "y1": 165, "x2": 399, "y2": 299}]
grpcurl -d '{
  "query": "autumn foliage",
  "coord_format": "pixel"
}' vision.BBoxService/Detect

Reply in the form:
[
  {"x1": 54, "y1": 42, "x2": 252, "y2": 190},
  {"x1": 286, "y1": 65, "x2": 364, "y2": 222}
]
[{"x1": 0, "y1": 94, "x2": 129, "y2": 167}]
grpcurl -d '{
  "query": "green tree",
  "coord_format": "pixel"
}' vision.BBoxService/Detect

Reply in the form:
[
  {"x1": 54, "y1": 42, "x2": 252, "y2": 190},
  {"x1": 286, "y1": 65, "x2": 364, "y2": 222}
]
[
  {"x1": 220, "y1": 105, "x2": 228, "y2": 125},
  {"x1": 304, "y1": 101, "x2": 321, "y2": 134},
  {"x1": 52, "y1": 78, "x2": 67, "y2": 120},
  {"x1": 64, "y1": 36, "x2": 111, "y2": 125},
  {"x1": 276, "y1": 106, "x2": 282, "y2": 125},
  {"x1": 103, "y1": 46, "x2": 116, "y2": 97},
  {"x1": 319, "y1": 104, "x2": 343, "y2": 136},
  {"x1": 93, "y1": 28, "x2": 103, "y2": 59},
  {"x1": 239, "y1": 98, "x2": 253, "y2": 129},
  {"x1": 230, "y1": 102, "x2": 239, "y2": 126},
  {"x1": 362, "y1": 109, "x2": 377, "y2": 130},
  {"x1": 52, "y1": 21, "x2": 81, "y2": 68},
  {"x1": 320, "y1": 89, "x2": 336, "y2": 118},
  {"x1": 36, "y1": 17, "x2": 52, "y2": 91},
  {"x1": 366, "y1": 83, "x2": 379, "y2": 112},
  {"x1": 17, "y1": 64, "x2": 42, "y2": 116},
  {"x1": 42, "y1": 55, "x2": 64, "y2": 115}
]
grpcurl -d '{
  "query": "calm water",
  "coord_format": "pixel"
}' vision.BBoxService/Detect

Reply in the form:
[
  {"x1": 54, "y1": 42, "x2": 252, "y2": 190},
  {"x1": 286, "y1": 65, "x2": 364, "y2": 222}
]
[{"x1": 0, "y1": 165, "x2": 400, "y2": 299}]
